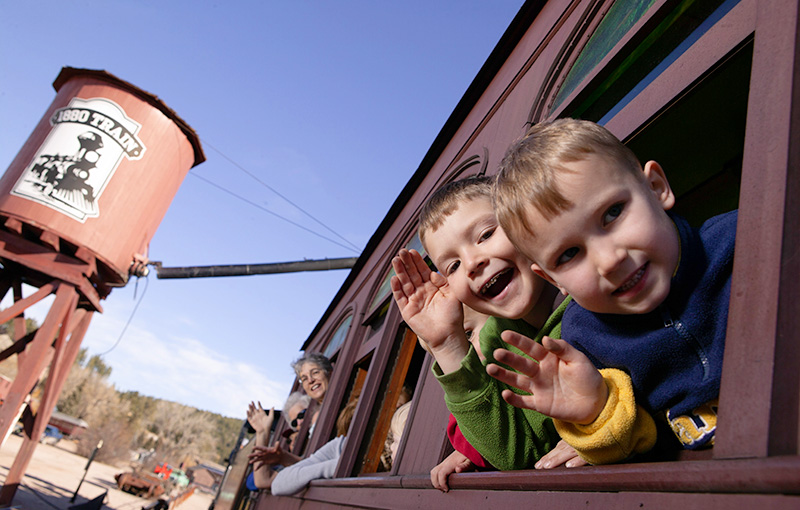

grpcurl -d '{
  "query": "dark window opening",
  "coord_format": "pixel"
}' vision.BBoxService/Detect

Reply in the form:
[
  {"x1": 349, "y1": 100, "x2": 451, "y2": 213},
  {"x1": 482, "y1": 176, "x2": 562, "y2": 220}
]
[{"x1": 625, "y1": 39, "x2": 750, "y2": 226}]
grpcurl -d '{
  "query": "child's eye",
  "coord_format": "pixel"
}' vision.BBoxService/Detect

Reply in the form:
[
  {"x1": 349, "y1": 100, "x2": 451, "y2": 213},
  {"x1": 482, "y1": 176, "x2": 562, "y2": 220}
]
[
  {"x1": 465, "y1": 329, "x2": 473, "y2": 340},
  {"x1": 446, "y1": 260, "x2": 461, "y2": 275},
  {"x1": 479, "y1": 227, "x2": 495, "y2": 242},
  {"x1": 556, "y1": 247, "x2": 579, "y2": 266},
  {"x1": 603, "y1": 203, "x2": 624, "y2": 225}
]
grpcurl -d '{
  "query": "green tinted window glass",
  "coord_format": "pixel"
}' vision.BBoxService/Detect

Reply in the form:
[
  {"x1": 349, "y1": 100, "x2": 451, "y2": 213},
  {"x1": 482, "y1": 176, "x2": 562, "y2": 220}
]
[
  {"x1": 324, "y1": 315, "x2": 353, "y2": 358},
  {"x1": 554, "y1": 0, "x2": 658, "y2": 109},
  {"x1": 369, "y1": 234, "x2": 427, "y2": 311}
]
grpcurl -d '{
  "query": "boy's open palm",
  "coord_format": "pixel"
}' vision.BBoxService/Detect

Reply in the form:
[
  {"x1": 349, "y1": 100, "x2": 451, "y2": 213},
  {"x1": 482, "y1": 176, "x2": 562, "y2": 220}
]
[
  {"x1": 486, "y1": 332, "x2": 608, "y2": 425},
  {"x1": 391, "y1": 249, "x2": 464, "y2": 349}
]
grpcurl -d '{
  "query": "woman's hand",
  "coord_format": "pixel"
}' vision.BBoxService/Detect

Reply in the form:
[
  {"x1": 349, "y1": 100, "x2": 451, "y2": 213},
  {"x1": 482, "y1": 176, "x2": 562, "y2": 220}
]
[
  {"x1": 248, "y1": 444, "x2": 283, "y2": 469},
  {"x1": 247, "y1": 401, "x2": 275, "y2": 435}
]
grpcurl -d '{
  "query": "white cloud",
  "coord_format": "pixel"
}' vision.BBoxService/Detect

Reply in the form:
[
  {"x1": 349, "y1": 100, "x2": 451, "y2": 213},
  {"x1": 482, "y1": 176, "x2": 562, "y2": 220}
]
[
  {"x1": 1, "y1": 278, "x2": 296, "y2": 420},
  {"x1": 64, "y1": 305, "x2": 291, "y2": 419}
]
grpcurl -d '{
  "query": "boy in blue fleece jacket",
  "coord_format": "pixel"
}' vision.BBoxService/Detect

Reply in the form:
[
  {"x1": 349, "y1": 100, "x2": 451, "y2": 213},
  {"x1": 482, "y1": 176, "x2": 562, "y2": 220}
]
[{"x1": 487, "y1": 119, "x2": 735, "y2": 463}]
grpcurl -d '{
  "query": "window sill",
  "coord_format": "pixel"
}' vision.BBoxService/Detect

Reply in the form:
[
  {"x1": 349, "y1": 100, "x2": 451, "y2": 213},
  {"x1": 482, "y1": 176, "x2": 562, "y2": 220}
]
[{"x1": 311, "y1": 455, "x2": 800, "y2": 494}]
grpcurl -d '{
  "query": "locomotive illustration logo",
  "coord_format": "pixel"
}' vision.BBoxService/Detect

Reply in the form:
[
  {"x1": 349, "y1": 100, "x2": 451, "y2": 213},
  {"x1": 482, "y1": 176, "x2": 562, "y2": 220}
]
[{"x1": 11, "y1": 97, "x2": 146, "y2": 222}]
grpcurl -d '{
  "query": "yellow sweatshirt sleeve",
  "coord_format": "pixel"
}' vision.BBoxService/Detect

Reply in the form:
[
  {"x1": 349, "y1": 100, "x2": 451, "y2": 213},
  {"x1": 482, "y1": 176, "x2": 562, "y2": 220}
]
[{"x1": 553, "y1": 368, "x2": 656, "y2": 465}]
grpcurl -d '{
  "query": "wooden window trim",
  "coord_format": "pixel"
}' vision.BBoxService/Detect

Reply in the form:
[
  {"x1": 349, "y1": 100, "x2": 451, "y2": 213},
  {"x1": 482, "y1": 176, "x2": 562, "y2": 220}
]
[
  {"x1": 715, "y1": 0, "x2": 800, "y2": 459},
  {"x1": 335, "y1": 302, "x2": 404, "y2": 478},
  {"x1": 308, "y1": 456, "x2": 800, "y2": 497},
  {"x1": 602, "y1": 0, "x2": 754, "y2": 139},
  {"x1": 357, "y1": 313, "x2": 388, "y2": 360},
  {"x1": 542, "y1": 0, "x2": 675, "y2": 121},
  {"x1": 359, "y1": 327, "x2": 418, "y2": 474},
  {"x1": 305, "y1": 305, "x2": 361, "y2": 455}
]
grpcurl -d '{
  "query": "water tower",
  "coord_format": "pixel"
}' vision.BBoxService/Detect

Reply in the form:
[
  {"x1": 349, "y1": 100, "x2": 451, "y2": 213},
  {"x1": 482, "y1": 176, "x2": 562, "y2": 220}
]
[{"x1": 0, "y1": 67, "x2": 204, "y2": 504}]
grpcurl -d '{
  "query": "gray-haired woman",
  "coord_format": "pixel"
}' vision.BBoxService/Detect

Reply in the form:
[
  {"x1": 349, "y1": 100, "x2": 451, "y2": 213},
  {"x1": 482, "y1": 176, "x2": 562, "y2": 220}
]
[
  {"x1": 291, "y1": 352, "x2": 333, "y2": 437},
  {"x1": 292, "y1": 352, "x2": 333, "y2": 405}
]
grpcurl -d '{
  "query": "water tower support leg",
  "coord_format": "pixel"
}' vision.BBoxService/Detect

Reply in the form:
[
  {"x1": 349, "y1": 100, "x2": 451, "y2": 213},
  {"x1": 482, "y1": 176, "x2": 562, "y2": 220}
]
[
  {"x1": 36, "y1": 308, "x2": 91, "y2": 436},
  {"x1": 0, "y1": 283, "x2": 82, "y2": 506},
  {"x1": 40, "y1": 309, "x2": 92, "y2": 414},
  {"x1": 0, "y1": 282, "x2": 59, "y2": 332},
  {"x1": 2, "y1": 310, "x2": 92, "y2": 506},
  {"x1": 0, "y1": 274, "x2": 12, "y2": 306},
  {"x1": 0, "y1": 283, "x2": 74, "y2": 442}
]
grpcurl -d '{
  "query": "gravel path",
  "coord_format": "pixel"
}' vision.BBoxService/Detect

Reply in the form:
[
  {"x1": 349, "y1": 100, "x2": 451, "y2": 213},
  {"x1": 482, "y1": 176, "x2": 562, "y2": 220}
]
[{"x1": 0, "y1": 435, "x2": 214, "y2": 510}]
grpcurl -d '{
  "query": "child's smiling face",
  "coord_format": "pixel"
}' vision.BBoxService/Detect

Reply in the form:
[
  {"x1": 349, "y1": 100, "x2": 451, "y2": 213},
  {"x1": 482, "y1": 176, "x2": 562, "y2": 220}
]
[
  {"x1": 521, "y1": 155, "x2": 680, "y2": 315},
  {"x1": 425, "y1": 197, "x2": 546, "y2": 322}
]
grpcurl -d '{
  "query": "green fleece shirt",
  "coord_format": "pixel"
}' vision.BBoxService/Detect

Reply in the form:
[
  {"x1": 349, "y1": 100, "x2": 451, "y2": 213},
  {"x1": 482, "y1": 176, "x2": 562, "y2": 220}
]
[{"x1": 432, "y1": 297, "x2": 570, "y2": 470}]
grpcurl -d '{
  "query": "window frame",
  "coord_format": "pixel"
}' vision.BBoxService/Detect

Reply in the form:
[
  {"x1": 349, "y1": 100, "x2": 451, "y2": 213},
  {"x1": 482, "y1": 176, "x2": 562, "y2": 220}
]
[
  {"x1": 303, "y1": 305, "x2": 359, "y2": 455},
  {"x1": 543, "y1": 0, "x2": 780, "y2": 463}
]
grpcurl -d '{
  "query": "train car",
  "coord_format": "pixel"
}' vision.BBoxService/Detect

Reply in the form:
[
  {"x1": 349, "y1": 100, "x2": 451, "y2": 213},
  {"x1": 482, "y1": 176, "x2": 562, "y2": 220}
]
[
  {"x1": 48, "y1": 410, "x2": 89, "y2": 438},
  {"x1": 243, "y1": 0, "x2": 800, "y2": 508}
]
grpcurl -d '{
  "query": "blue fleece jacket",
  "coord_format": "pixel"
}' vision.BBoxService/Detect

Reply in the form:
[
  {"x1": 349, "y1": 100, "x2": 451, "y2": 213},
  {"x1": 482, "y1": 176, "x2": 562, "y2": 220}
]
[{"x1": 562, "y1": 210, "x2": 737, "y2": 448}]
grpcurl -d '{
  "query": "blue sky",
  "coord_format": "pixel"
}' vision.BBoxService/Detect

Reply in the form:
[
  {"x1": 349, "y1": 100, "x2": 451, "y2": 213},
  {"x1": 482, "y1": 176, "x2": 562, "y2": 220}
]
[{"x1": 0, "y1": 1, "x2": 524, "y2": 418}]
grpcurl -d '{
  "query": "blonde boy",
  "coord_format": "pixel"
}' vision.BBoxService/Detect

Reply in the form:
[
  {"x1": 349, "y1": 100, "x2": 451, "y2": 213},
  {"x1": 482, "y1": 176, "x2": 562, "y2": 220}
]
[
  {"x1": 391, "y1": 176, "x2": 582, "y2": 472},
  {"x1": 488, "y1": 119, "x2": 736, "y2": 463}
]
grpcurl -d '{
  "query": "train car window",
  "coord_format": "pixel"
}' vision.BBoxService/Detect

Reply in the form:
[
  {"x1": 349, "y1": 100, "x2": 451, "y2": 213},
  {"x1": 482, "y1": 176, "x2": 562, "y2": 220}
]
[
  {"x1": 324, "y1": 361, "x2": 368, "y2": 445},
  {"x1": 351, "y1": 326, "x2": 426, "y2": 475},
  {"x1": 554, "y1": 0, "x2": 658, "y2": 110},
  {"x1": 546, "y1": 2, "x2": 750, "y2": 467},
  {"x1": 625, "y1": 40, "x2": 749, "y2": 224},
  {"x1": 323, "y1": 315, "x2": 353, "y2": 359},
  {"x1": 367, "y1": 234, "x2": 427, "y2": 314},
  {"x1": 547, "y1": 0, "x2": 732, "y2": 122}
]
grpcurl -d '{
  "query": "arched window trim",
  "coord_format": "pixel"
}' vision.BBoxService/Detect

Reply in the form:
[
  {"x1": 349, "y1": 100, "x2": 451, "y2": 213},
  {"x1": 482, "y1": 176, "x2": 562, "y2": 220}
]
[
  {"x1": 303, "y1": 303, "x2": 365, "y2": 455},
  {"x1": 528, "y1": 0, "x2": 609, "y2": 123},
  {"x1": 362, "y1": 149, "x2": 489, "y2": 322},
  {"x1": 530, "y1": 0, "x2": 680, "y2": 124}
]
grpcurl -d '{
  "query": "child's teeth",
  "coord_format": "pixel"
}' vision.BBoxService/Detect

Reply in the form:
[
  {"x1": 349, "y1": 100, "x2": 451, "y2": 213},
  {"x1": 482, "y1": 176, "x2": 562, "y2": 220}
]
[
  {"x1": 619, "y1": 267, "x2": 644, "y2": 292},
  {"x1": 482, "y1": 274, "x2": 499, "y2": 293}
]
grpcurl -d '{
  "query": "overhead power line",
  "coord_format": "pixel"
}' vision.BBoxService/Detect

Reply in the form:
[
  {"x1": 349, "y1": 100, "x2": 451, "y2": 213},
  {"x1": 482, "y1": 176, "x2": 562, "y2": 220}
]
[
  {"x1": 200, "y1": 139, "x2": 361, "y2": 252},
  {"x1": 96, "y1": 275, "x2": 149, "y2": 357},
  {"x1": 191, "y1": 173, "x2": 359, "y2": 254}
]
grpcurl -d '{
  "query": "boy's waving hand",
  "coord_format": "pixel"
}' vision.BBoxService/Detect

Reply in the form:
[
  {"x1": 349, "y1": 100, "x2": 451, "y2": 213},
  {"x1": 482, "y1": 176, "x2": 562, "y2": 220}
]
[
  {"x1": 487, "y1": 332, "x2": 608, "y2": 425},
  {"x1": 391, "y1": 248, "x2": 469, "y2": 373}
]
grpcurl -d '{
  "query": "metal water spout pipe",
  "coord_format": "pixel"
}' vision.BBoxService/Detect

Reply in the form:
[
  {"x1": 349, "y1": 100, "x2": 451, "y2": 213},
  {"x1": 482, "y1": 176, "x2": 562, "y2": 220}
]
[{"x1": 151, "y1": 257, "x2": 359, "y2": 279}]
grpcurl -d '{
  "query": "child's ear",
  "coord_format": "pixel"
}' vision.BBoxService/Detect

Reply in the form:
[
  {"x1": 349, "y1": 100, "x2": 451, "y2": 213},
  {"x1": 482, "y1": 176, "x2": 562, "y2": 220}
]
[
  {"x1": 643, "y1": 161, "x2": 676, "y2": 210},
  {"x1": 532, "y1": 263, "x2": 568, "y2": 296}
]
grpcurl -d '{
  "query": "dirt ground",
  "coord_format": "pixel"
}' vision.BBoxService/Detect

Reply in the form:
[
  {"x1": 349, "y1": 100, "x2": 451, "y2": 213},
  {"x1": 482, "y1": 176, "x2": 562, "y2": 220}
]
[{"x1": 0, "y1": 434, "x2": 214, "y2": 510}]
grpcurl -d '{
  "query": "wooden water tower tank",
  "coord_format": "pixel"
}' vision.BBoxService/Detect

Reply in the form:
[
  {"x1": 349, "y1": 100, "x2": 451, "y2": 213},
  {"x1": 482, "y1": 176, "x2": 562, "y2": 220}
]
[
  {"x1": 0, "y1": 67, "x2": 205, "y2": 285},
  {"x1": 0, "y1": 67, "x2": 204, "y2": 504}
]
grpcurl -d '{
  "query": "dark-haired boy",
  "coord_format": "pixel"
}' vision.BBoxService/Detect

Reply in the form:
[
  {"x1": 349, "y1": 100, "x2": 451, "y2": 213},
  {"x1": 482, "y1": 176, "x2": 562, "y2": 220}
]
[{"x1": 391, "y1": 176, "x2": 585, "y2": 473}]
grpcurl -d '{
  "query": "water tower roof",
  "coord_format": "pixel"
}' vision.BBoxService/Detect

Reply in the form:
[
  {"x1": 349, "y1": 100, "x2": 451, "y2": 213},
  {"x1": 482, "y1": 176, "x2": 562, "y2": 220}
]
[{"x1": 53, "y1": 67, "x2": 205, "y2": 168}]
